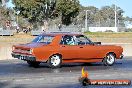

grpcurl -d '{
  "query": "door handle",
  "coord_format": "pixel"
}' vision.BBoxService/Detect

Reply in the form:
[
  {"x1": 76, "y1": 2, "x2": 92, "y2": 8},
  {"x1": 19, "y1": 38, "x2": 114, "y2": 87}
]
[
  {"x1": 62, "y1": 46, "x2": 65, "y2": 47},
  {"x1": 80, "y1": 47, "x2": 83, "y2": 48}
]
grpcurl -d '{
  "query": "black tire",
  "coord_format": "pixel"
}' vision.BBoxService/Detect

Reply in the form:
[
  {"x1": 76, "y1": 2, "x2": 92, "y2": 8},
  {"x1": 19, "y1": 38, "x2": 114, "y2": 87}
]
[
  {"x1": 81, "y1": 77, "x2": 90, "y2": 86},
  {"x1": 27, "y1": 61, "x2": 40, "y2": 68},
  {"x1": 103, "y1": 53, "x2": 116, "y2": 66},
  {"x1": 48, "y1": 54, "x2": 62, "y2": 68}
]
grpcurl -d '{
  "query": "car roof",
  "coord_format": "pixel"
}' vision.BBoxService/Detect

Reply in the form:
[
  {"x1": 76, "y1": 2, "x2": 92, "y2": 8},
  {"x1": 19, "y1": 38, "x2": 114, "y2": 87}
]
[{"x1": 41, "y1": 32, "x2": 83, "y2": 36}]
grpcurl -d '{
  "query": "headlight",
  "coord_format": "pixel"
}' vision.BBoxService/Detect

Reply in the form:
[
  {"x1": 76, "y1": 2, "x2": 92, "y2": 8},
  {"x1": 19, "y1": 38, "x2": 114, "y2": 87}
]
[{"x1": 29, "y1": 49, "x2": 33, "y2": 54}]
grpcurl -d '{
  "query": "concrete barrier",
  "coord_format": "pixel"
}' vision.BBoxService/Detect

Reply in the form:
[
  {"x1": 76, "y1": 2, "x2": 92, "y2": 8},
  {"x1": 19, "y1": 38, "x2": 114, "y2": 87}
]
[
  {"x1": 31, "y1": 30, "x2": 42, "y2": 36},
  {"x1": 0, "y1": 30, "x2": 14, "y2": 36},
  {"x1": 0, "y1": 46, "x2": 14, "y2": 60}
]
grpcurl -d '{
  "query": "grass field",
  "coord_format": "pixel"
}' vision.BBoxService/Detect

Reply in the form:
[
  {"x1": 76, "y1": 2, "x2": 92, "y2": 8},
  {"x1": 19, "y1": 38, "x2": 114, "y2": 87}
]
[
  {"x1": 85, "y1": 32, "x2": 132, "y2": 38},
  {"x1": 0, "y1": 32, "x2": 132, "y2": 46},
  {"x1": 85, "y1": 32, "x2": 132, "y2": 43}
]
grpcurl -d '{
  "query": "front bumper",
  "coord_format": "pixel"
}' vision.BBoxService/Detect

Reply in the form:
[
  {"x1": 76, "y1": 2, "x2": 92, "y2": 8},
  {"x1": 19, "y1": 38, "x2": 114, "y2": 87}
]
[{"x1": 11, "y1": 53, "x2": 36, "y2": 61}]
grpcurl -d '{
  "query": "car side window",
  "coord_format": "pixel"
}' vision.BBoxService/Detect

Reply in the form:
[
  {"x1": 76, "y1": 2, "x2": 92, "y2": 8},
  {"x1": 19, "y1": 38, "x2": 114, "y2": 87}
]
[
  {"x1": 32, "y1": 35, "x2": 54, "y2": 44},
  {"x1": 60, "y1": 35, "x2": 75, "y2": 45},
  {"x1": 39, "y1": 36, "x2": 54, "y2": 44},
  {"x1": 76, "y1": 35, "x2": 91, "y2": 45}
]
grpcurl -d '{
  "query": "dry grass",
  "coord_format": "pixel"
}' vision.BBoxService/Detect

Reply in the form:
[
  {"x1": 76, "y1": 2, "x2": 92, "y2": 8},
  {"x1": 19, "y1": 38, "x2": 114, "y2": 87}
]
[
  {"x1": 85, "y1": 32, "x2": 132, "y2": 38},
  {"x1": 0, "y1": 32, "x2": 132, "y2": 46},
  {"x1": 85, "y1": 32, "x2": 132, "y2": 43},
  {"x1": 0, "y1": 34, "x2": 35, "y2": 46}
]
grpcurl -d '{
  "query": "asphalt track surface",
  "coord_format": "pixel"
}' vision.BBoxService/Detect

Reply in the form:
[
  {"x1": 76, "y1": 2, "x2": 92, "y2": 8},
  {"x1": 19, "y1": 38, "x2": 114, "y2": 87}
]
[{"x1": 0, "y1": 56, "x2": 132, "y2": 88}]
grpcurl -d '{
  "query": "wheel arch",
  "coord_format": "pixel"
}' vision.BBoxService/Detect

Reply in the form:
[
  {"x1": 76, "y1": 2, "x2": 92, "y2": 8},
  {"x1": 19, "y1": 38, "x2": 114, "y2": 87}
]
[
  {"x1": 102, "y1": 52, "x2": 116, "y2": 66},
  {"x1": 46, "y1": 53, "x2": 62, "y2": 62},
  {"x1": 107, "y1": 52, "x2": 116, "y2": 56},
  {"x1": 103, "y1": 52, "x2": 117, "y2": 60}
]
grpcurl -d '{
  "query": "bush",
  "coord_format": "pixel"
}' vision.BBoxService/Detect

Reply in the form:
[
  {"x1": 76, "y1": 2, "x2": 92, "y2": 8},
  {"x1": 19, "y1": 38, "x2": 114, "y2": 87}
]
[
  {"x1": 105, "y1": 30, "x2": 114, "y2": 32},
  {"x1": 126, "y1": 28, "x2": 132, "y2": 32}
]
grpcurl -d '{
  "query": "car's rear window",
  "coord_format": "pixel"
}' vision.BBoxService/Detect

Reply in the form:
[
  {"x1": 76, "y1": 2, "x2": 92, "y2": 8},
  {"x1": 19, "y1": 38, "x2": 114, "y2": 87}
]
[{"x1": 32, "y1": 35, "x2": 55, "y2": 44}]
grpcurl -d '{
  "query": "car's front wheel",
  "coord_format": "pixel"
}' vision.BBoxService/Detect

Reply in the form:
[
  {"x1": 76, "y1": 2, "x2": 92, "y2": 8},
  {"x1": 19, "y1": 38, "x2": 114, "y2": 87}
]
[
  {"x1": 48, "y1": 54, "x2": 62, "y2": 68},
  {"x1": 27, "y1": 61, "x2": 40, "y2": 68},
  {"x1": 103, "y1": 53, "x2": 115, "y2": 66}
]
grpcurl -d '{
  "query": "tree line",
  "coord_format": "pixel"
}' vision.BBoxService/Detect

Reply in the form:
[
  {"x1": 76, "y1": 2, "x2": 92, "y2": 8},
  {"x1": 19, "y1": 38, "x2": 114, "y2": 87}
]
[{"x1": 0, "y1": 0, "x2": 132, "y2": 30}]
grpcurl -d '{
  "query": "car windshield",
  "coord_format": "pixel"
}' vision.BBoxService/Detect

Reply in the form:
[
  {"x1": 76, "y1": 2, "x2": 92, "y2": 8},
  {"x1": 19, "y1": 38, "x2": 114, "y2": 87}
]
[
  {"x1": 75, "y1": 35, "x2": 93, "y2": 45},
  {"x1": 32, "y1": 35, "x2": 54, "y2": 44}
]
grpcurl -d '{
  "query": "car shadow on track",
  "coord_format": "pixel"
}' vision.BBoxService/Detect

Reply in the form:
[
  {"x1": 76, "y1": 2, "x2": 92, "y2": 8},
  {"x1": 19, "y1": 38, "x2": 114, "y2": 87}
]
[
  {"x1": 0, "y1": 81, "x2": 27, "y2": 88},
  {"x1": 16, "y1": 61, "x2": 123, "y2": 69},
  {"x1": 55, "y1": 83, "x2": 132, "y2": 88}
]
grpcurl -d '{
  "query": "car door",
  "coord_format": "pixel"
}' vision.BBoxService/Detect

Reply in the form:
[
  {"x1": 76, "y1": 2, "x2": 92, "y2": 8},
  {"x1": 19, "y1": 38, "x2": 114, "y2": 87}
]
[
  {"x1": 59, "y1": 35, "x2": 79, "y2": 59},
  {"x1": 75, "y1": 35, "x2": 101, "y2": 59}
]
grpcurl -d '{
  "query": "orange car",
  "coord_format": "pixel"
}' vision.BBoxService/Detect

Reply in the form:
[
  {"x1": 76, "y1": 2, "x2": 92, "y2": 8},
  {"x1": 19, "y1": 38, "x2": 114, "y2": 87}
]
[{"x1": 11, "y1": 32, "x2": 123, "y2": 68}]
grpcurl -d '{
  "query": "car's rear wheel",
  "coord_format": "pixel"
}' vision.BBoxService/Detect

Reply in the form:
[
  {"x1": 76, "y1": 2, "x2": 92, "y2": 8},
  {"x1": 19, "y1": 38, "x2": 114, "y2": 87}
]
[
  {"x1": 27, "y1": 61, "x2": 40, "y2": 68},
  {"x1": 103, "y1": 53, "x2": 115, "y2": 66},
  {"x1": 48, "y1": 54, "x2": 62, "y2": 68}
]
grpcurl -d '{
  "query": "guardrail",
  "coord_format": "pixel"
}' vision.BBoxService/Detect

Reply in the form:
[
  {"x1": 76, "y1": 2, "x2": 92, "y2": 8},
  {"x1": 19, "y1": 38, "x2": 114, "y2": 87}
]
[
  {"x1": 31, "y1": 30, "x2": 42, "y2": 36},
  {"x1": 0, "y1": 30, "x2": 14, "y2": 36}
]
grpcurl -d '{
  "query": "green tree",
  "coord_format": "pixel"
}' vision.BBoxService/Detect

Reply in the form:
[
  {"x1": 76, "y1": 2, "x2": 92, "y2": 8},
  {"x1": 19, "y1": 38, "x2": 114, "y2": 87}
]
[
  {"x1": 100, "y1": 5, "x2": 124, "y2": 27},
  {"x1": 0, "y1": 6, "x2": 13, "y2": 28},
  {"x1": 94, "y1": 11, "x2": 104, "y2": 26},
  {"x1": 0, "y1": 0, "x2": 9, "y2": 6},
  {"x1": 13, "y1": 0, "x2": 57, "y2": 25},
  {"x1": 83, "y1": 6, "x2": 99, "y2": 25},
  {"x1": 125, "y1": 16, "x2": 132, "y2": 23},
  {"x1": 75, "y1": 6, "x2": 99, "y2": 27},
  {"x1": 56, "y1": 0, "x2": 80, "y2": 25},
  {"x1": 13, "y1": 0, "x2": 80, "y2": 26},
  {"x1": 77, "y1": 5, "x2": 125, "y2": 27}
]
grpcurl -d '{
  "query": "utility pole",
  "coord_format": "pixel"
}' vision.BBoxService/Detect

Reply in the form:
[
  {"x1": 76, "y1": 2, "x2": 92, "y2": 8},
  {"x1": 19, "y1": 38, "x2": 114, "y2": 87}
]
[
  {"x1": 114, "y1": 0, "x2": 118, "y2": 32},
  {"x1": 2, "y1": 0, "x2": 6, "y2": 7},
  {"x1": 15, "y1": 11, "x2": 20, "y2": 31},
  {"x1": 114, "y1": 4, "x2": 117, "y2": 28},
  {"x1": 85, "y1": 10, "x2": 90, "y2": 32}
]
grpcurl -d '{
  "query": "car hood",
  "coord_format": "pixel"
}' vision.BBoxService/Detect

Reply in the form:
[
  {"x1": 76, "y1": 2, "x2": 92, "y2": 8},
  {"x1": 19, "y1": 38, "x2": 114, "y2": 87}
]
[{"x1": 13, "y1": 43, "x2": 47, "y2": 49}]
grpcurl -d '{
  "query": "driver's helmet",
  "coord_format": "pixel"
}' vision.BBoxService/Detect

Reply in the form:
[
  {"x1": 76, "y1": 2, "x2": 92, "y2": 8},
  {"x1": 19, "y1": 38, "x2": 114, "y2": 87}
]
[{"x1": 66, "y1": 36, "x2": 74, "y2": 45}]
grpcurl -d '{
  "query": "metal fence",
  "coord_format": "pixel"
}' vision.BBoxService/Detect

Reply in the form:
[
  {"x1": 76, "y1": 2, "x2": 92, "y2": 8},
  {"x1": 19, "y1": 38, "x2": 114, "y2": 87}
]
[{"x1": 0, "y1": 28, "x2": 14, "y2": 36}]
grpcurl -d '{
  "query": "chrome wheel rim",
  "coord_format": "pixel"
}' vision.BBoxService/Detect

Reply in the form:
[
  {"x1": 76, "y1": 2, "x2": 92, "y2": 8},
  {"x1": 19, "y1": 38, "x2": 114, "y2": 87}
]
[
  {"x1": 106, "y1": 54, "x2": 115, "y2": 64},
  {"x1": 51, "y1": 55, "x2": 60, "y2": 66}
]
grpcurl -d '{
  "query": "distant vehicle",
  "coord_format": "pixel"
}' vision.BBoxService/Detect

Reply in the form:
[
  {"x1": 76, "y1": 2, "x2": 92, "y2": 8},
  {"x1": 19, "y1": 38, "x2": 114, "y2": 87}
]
[{"x1": 11, "y1": 32, "x2": 123, "y2": 68}]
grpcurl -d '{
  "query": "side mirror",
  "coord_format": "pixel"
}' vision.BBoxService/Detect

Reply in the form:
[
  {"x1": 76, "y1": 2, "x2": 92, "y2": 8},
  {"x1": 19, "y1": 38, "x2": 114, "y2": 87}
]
[{"x1": 93, "y1": 42, "x2": 101, "y2": 45}]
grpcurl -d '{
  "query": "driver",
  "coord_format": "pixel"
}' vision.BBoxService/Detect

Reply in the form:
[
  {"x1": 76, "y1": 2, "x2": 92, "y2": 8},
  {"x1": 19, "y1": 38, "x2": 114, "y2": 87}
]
[
  {"x1": 63, "y1": 35, "x2": 75, "y2": 45},
  {"x1": 67, "y1": 37, "x2": 75, "y2": 45}
]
